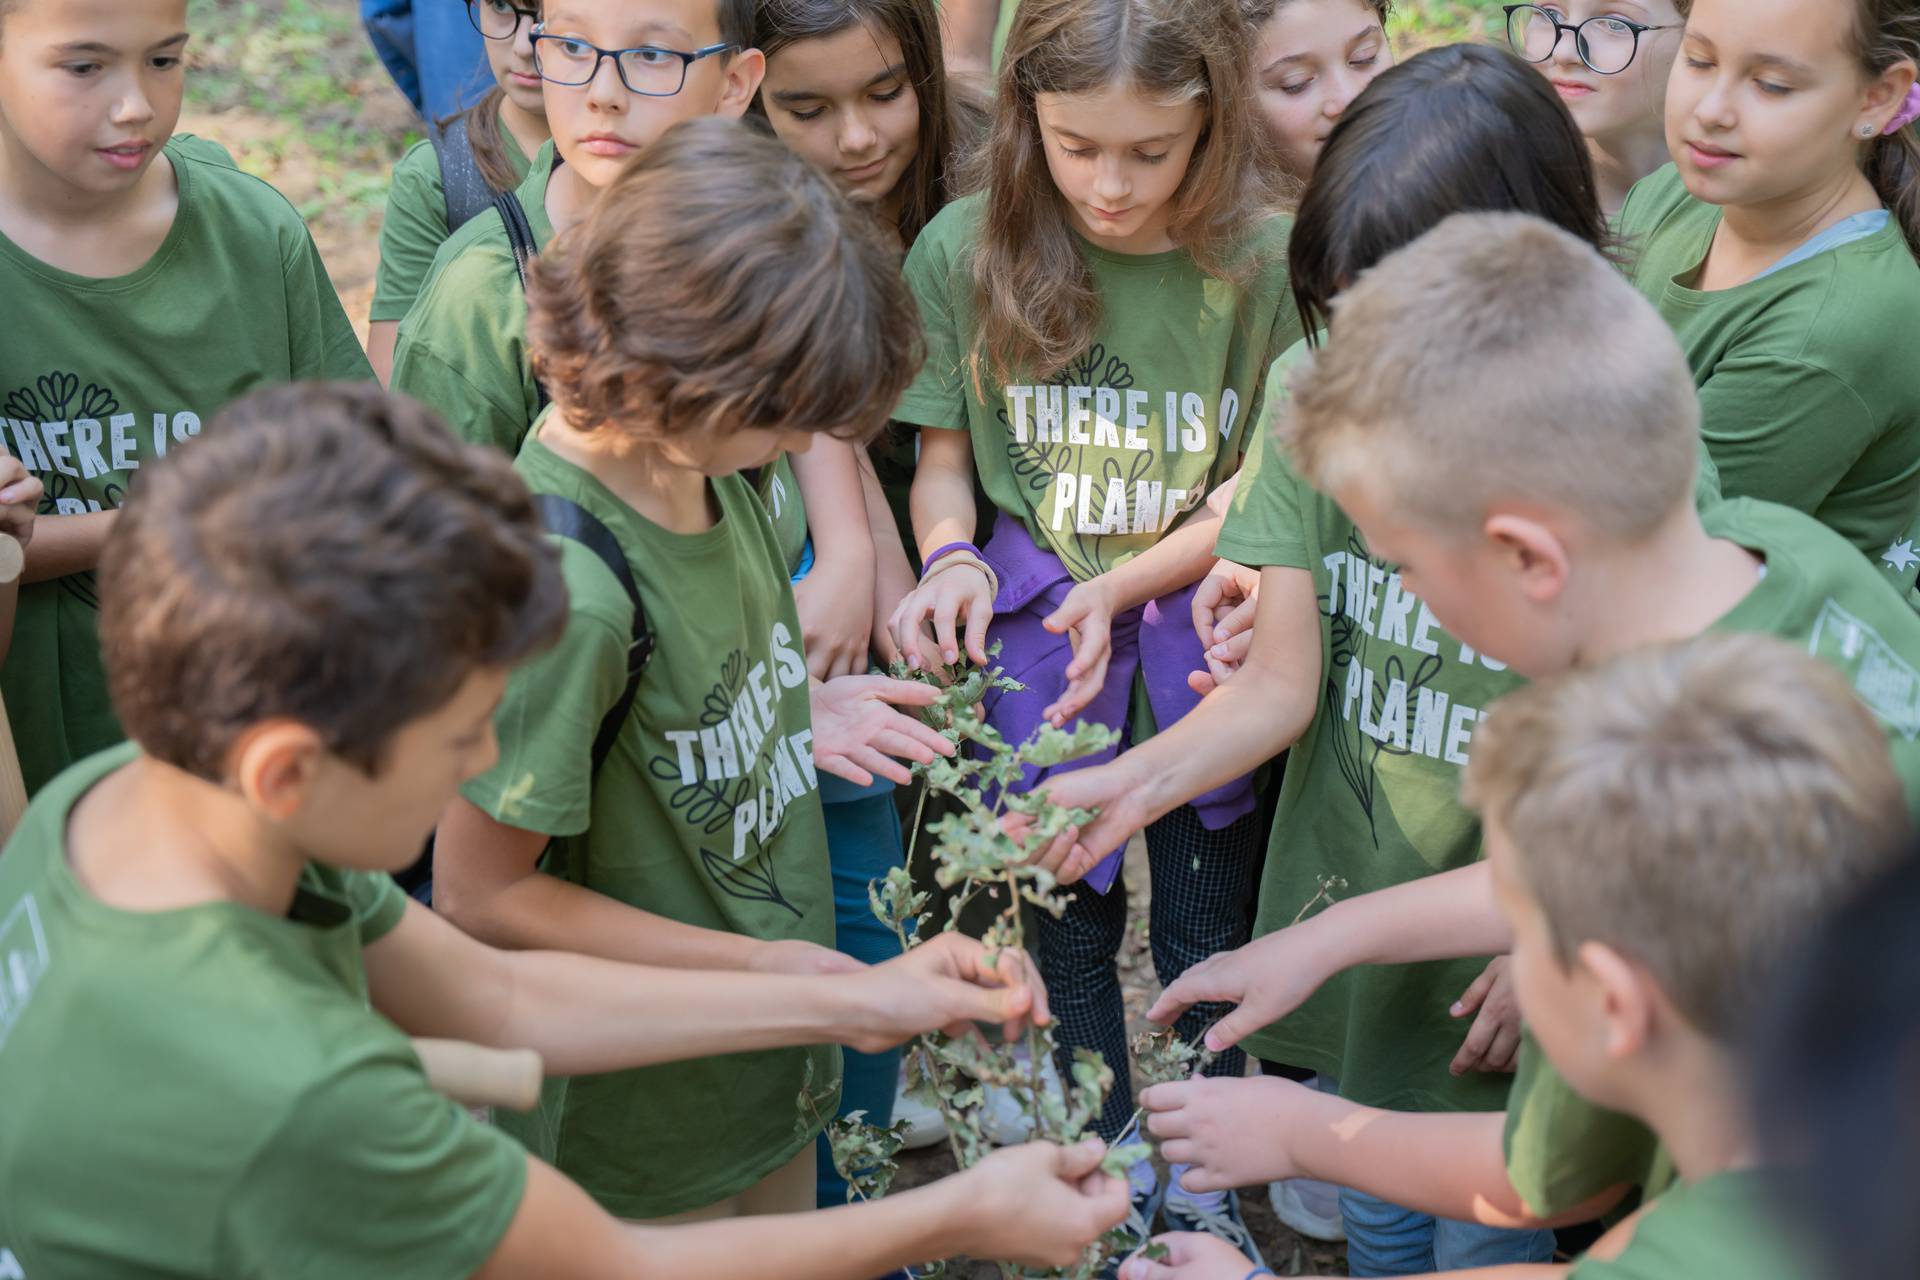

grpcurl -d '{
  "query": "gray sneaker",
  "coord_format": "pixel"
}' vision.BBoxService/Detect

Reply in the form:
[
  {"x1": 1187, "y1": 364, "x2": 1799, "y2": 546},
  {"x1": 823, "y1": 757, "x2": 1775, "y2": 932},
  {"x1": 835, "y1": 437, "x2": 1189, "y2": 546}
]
[{"x1": 1162, "y1": 1189, "x2": 1268, "y2": 1270}]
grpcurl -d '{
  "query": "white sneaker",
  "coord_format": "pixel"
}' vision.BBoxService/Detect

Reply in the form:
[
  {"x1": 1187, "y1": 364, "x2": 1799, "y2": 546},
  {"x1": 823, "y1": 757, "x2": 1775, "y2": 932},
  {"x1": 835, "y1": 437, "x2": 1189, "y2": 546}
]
[
  {"x1": 1268, "y1": 1177, "x2": 1346, "y2": 1243},
  {"x1": 977, "y1": 1046, "x2": 1062, "y2": 1145},
  {"x1": 894, "y1": 1077, "x2": 949, "y2": 1151}
]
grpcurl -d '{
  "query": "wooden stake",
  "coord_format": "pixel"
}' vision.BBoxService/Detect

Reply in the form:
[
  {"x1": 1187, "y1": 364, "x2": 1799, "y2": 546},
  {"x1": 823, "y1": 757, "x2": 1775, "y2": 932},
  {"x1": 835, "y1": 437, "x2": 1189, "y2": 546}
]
[{"x1": 0, "y1": 534, "x2": 24, "y2": 844}]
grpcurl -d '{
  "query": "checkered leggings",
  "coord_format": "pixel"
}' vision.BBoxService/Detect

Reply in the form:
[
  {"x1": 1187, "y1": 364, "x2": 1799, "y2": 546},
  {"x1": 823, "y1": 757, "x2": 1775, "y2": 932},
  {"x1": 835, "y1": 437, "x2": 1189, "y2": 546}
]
[{"x1": 1037, "y1": 803, "x2": 1265, "y2": 1141}]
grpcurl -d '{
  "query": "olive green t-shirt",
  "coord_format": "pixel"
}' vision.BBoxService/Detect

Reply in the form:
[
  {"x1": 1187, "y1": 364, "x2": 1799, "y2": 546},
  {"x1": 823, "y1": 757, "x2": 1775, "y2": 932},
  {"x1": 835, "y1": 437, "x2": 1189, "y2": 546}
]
[
  {"x1": 0, "y1": 135, "x2": 373, "y2": 798},
  {"x1": 462, "y1": 429, "x2": 839, "y2": 1219},
  {"x1": 1504, "y1": 497, "x2": 1920, "y2": 1216},
  {"x1": 391, "y1": 141, "x2": 558, "y2": 457},
  {"x1": 1569, "y1": 1171, "x2": 1807, "y2": 1280},
  {"x1": 371, "y1": 127, "x2": 534, "y2": 324},
  {"x1": 895, "y1": 194, "x2": 1300, "y2": 581},
  {"x1": 1618, "y1": 164, "x2": 1920, "y2": 567},
  {"x1": 0, "y1": 745, "x2": 526, "y2": 1278},
  {"x1": 1214, "y1": 357, "x2": 1520, "y2": 1114}
]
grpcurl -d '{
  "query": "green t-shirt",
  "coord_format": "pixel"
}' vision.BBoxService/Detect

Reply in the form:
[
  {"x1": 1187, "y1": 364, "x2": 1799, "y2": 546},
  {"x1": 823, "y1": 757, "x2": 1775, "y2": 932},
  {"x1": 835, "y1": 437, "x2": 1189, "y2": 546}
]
[
  {"x1": 0, "y1": 745, "x2": 525, "y2": 1278},
  {"x1": 391, "y1": 141, "x2": 558, "y2": 456},
  {"x1": 1504, "y1": 497, "x2": 1920, "y2": 1216},
  {"x1": 0, "y1": 135, "x2": 373, "y2": 798},
  {"x1": 894, "y1": 194, "x2": 1300, "y2": 581},
  {"x1": 463, "y1": 429, "x2": 840, "y2": 1219},
  {"x1": 1213, "y1": 360, "x2": 1520, "y2": 1114},
  {"x1": 1569, "y1": 1171, "x2": 1808, "y2": 1280},
  {"x1": 371, "y1": 126, "x2": 534, "y2": 324},
  {"x1": 1618, "y1": 164, "x2": 1920, "y2": 567}
]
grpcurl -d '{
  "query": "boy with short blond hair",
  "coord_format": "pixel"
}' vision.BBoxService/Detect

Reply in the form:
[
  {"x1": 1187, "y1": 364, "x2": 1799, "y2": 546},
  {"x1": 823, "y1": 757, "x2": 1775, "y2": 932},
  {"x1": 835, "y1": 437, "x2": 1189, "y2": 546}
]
[
  {"x1": 0, "y1": 0, "x2": 372, "y2": 795},
  {"x1": 1101, "y1": 211, "x2": 1920, "y2": 1241},
  {"x1": 1128, "y1": 632, "x2": 1909, "y2": 1279}
]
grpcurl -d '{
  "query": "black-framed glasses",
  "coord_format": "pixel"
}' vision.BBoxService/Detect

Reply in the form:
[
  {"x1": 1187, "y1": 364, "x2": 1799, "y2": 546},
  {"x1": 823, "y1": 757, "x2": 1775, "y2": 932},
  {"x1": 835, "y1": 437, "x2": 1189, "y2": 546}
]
[
  {"x1": 1503, "y1": 5, "x2": 1680, "y2": 75},
  {"x1": 530, "y1": 25, "x2": 736, "y2": 97},
  {"x1": 466, "y1": 0, "x2": 539, "y2": 42}
]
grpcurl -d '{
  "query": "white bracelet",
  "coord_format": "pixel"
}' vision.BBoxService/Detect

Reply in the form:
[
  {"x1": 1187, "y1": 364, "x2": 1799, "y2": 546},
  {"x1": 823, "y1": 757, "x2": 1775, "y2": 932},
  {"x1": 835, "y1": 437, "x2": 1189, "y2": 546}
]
[{"x1": 921, "y1": 551, "x2": 999, "y2": 602}]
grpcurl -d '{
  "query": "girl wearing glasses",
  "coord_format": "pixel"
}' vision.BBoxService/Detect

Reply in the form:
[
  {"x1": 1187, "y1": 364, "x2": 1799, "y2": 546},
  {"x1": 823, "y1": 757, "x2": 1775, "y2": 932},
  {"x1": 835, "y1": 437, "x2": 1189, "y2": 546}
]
[
  {"x1": 1505, "y1": 2, "x2": 1689, "y2": 215},
  {"x1": 369, "y1": 0, "x2": 549, "y2": 383}
]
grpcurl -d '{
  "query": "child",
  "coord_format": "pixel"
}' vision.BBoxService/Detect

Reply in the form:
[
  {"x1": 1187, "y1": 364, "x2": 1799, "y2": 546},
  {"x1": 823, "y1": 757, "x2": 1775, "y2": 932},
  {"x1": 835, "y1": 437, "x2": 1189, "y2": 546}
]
[
  {"x1": 1130, "y1": 211, "x2": 1920, "y2": 1249},
  {"x1": 0, "y1": 0, "x2": 373, "y2": 799},
  {"x1": 1125, "y1": 633, "x2": 1907, "y2": 1280},
  {"x1": 884, "y1": 0, "x2": 1297, "y2": 1250},
  {"x1": 1243, "y1": 0, "x2": 1395, "y2": 185},
  {"x1": 369, "y1": 0, "x2": 550, "y2": 382},
  {"x1": 0, "y1": 380, "x2": 1131, "y2": 1278},
  {"x1": 1042, "y1": 46, "x2": 1610, "y2": 1275},
  {"x1": 431, "y1": 118, "x2": 963, "y2": 1224},
  {"x1": 1505, "y1": 0, "x2": 1688, "y2": 214},
  {"x1": 1617, "y1": 0, "x2": 1920, "y2": 565}
]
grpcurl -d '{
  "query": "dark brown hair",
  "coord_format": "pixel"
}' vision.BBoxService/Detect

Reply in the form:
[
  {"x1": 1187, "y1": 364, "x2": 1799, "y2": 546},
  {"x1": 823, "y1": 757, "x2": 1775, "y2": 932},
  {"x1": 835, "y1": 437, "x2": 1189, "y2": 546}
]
[
  {"x1": 99, "y1": 383, "x2": 567, "y2": 780},
  {"x1": 967, "y1": 0, "x2": 1284, "y2": 386},
  {"x1": 752, "y1": 0, "x2": 985, "y2": 246},
  {"x1": 527, "y1": 116, "x2": 924, "y2": 441},
  {"x1": 435, "y1": 3, "x2": 542, "y2": 192},
  {"x1": 1848, "y1": 0, "x2": 1920, "y2": 259},
  {"x1": 1239, "y1": 0, "x2": 1392, "y2": 30}
]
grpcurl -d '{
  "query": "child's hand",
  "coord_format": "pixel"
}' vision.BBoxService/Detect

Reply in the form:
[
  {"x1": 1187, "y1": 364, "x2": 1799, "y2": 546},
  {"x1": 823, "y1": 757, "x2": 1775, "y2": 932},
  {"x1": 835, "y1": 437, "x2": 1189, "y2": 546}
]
[
  {"x1": 1145, "y1": 924, "x2": 1342, "y2": 1052},
  {"x1": 1188, "y1": 560, "x2": 1259, "y2": 697},
  {"x1": 748, "y1": 938, "x2": 866, "y2": 977},
  {"x1": 850, "y1": 932, "x2": 1052, "y2": 1050},
  {"x1": 1041, "y1": 577, "x2": 1117, "y2": 727},
  {"x1": 1120, "y1": 1231, "x2": 1258, "y2": 1280},
  {"x1": 0, "y1": 457, "x2": 43, "y2": 549},
  {"x1": 794, "y1": 556, "x2": 876, "y2": 681},
  {"x1": 889, "y1": 561, "x2": 995, "y2": 670},
  {"x1": 1142, "y1": 1075, "x2": 1321, "y2": 1193},
  {"x1": 809, "y1": 674, "x2": 957, "y2": 786},
  {"x1": 1029, "y1": 759, "x2": 1154, "y2": 882},
  {"x1": 1449, "y1": 955, "x2": 1522, "y2": 1075},
  {"x1": 952, "y1": 1139, "x2": 1130, "y2": 1269}
]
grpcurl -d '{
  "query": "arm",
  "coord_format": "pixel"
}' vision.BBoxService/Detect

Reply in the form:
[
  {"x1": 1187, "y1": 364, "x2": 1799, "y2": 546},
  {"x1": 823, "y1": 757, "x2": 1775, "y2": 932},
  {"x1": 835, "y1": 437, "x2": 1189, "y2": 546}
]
[
  {"x1": 364, "y1": 896, "x2": 1045, "y2": 1072},
  {"x1": 791, "y1": 439, "x2": 879, "y2": 680},
  {"x1": 22, "y1": 510, "x2": 116, "y2": 583},
  {"x1": 1123, "y1": 1233, "x2": 1565, "y2": 1280},
  {"x1": 0, "y1": 460, "x2": 40, "y2": 659},
  {"x1": 861, "y1": 450, "x2": 917, "y2": 667},
  {"x1": 889, "y1": 428, "x2": 993, "y2": 668},
  {"x1": 938, "y1": 0, "x2": 1002, "y2": 78},
  {"x1": 480, "y1": 1139, "x2": 1128, "y2": 1279},
  {"x1": 368, "y1": 320, "x2": 400, "y2": 386},
  {"x1": 1141, "y1": 1075, "x2": 1628, "y2": 1233},
  {"x1": 433, "y1": 796, "x2": 837, "y2": 973}
]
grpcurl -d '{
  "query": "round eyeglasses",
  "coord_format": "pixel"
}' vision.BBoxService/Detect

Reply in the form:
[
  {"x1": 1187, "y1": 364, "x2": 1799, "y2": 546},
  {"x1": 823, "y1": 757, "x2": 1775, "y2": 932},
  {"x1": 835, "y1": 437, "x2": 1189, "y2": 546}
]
[
  {"x1": 530, "y1": 27, "x2": 736, "y2": 98},
  {"x1": 1503, "y1": 4, "x2": 1680, "y2": 76},
  {"x1": 467, "y1": 0, "x2": 539, "y2": 42}
]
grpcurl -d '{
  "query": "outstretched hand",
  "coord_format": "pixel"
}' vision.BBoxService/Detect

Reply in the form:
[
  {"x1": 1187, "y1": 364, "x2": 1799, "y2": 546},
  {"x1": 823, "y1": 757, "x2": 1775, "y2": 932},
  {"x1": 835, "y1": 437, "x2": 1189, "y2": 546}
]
[
  {"x1": 810, "y1": 674, "x2": 957, "y2": 786},
  {"x1": 1041, "y1": 578, "x2": 1117, "y2": 727},
  {"x1": 851, "y1": 931, "x2": 1053, "y2": 1050}
]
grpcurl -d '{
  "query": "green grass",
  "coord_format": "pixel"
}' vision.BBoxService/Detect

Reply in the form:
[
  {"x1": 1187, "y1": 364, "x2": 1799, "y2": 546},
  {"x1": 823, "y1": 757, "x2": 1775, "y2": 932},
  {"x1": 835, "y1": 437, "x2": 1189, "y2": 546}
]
[{"x1": 1395, "y1": 0, "x2": 1508, "y2": 46}]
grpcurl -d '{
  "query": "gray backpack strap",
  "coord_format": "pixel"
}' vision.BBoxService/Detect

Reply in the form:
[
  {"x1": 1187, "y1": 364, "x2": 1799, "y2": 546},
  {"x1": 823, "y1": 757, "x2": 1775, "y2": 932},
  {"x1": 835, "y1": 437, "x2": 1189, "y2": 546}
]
[{"x1": 430, "y1": 114, "x2": 497, "y2": 235}]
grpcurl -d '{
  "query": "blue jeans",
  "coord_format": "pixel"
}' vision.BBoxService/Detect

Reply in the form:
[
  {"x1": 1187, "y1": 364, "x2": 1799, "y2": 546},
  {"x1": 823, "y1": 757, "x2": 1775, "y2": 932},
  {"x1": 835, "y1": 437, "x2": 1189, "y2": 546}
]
[
  {"x1": 813, "y1": 771, "x2": 907, "y2": 1207},
  {"x1": 360, "y1": 0, "x2": 494, "y2": 121},
  {"x1": 1341, "y1": 1186, "x2": 1555, "y2": 1276}
]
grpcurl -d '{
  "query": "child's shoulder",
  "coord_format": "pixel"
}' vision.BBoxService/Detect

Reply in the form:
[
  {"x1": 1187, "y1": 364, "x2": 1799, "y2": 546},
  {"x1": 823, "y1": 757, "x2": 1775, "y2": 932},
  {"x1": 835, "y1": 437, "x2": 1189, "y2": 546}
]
[
  {"x1": 1616, "y1": 163, "x2": 1699, "y2": 237},
  {"x1": 910, "y1": 192, "x2": 988, "y2": 263},
  {"x1": 1575, "y1": 1172, "x2": 1800, "y2": 1280},
  {"x1": 166, "y1": 133, "x2": 319, "y2": 247}
]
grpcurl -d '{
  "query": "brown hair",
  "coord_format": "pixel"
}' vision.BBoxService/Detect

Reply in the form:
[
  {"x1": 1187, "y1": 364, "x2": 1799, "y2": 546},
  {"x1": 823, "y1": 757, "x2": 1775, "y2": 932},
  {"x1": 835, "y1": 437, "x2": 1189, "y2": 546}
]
[
  {"x1": 1848, "y1": 0, "x2": 1920, "y2": 259},
  {"x1": 967, "y1": 0, "x2": 1284, "y2": 386},
  {"x1": 433, "y1": 2, "x2": 543, "y2": 192},
  {"x1": 527, "y1": 116, "x2": 923, "y2": 441},
  {"x1": 98, "y1": 383, "x2": 567, "y2": 780},
  {"x1": 1283, "y1": 211, "x2": 1698, "y2": 541},
  {"x1": 752, "y1": 0, "x2": 985, "y2": 246},
  {"x1": 1239, "y1": 0, "x2": 1392, "y2": 31},
  {"x1": 1464, "y1": 633, "x2": 1911, "y2": 1041}
]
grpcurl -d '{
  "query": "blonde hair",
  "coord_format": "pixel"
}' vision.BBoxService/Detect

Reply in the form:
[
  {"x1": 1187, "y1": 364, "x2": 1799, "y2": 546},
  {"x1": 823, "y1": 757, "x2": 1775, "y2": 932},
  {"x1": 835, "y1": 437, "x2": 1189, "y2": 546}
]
[
  {"x1": 967, "y1": 0, "x2": 1283, "y2": 387},
  {"x1": 1282, "y1": 211, "x2": 1699, "y2": 541},
  {"x1": 1464, "y1": 633, "x2": 1911, "y2": 1041}
]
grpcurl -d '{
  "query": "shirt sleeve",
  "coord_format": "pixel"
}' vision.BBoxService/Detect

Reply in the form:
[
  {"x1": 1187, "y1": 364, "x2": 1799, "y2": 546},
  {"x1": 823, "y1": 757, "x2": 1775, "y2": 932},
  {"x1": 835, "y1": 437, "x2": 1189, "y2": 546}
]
[
  {"x1": 891, "y1": 228, "x2": 971, "y2": 432},
  {"x1": 1503, "y1": 1033, "x2": 1666, "y2": 1215},
  {"x1": 219, "y1": 1047, "x2": 528, "y2": 1280},
  {"x1": 284, "y1": 223, "x2": 377, "y2": 384},
  {"x1": 341, "y1": 869, "x2": 411, "y2": 945},
  {"x1": 390, "y1": 250, "x2": 539, "y2": 456},
  {"x1": 461, "y1": 540, "x2": 633, "y2": 836},
  {"x1": 372, "y1": 142, "x2": 451, "y2": 324},
  {"x1": 1214, "y1": 355, "x2": 1314, "y2": 571}
]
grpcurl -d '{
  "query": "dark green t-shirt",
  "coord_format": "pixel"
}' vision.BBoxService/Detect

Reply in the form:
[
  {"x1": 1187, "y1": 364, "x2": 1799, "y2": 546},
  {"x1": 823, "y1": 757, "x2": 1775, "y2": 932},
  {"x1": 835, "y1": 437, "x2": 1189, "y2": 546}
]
[
  {"x1": 371, "y1": 127, "x2": 534, "y2": 324},
  {"x1": 895, "y1": 194, "x2": 1300, "y2": 580},
  {"x1": 0, "y1": 135, "x2": 373, "y2": 797},
  {"x1": 462, "y1": 428, "x2": 840, "y2": 1219},
  {"x1": 0, "y1": 745, "x2": 525, "y2": 1278},
  {"x1": 1619, "y1": 164, "x2": 1920, "y2": 568},
  {"x1": 1505, "y1": 497, "x2": 1920, "y2": 1216},
  {"x1": 1569, "y1": 1171, "x2": 1809, "y2": 1280}
]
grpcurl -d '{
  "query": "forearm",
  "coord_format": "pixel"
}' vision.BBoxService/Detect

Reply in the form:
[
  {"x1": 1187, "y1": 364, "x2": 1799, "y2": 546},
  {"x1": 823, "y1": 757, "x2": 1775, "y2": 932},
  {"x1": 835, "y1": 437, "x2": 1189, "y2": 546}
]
[
  {"x1": 1098, "y1": 509, "x2": 1224, "y2": 611},
  {"x1": 22, "y1": 510, "x2": 117, "y2": 582},
  {"x1": 792, "y1": 439, "x2": 876, "y2": 574},
  {"x1": 368, "y1": 320, "x2": 400, "y2": 387},
  {"x1": 938, "y1": 0, "x2": 1000, "y2": 75},
  {"x1": 909, "y1": 433, "x2": 979, "y2": 557},
  {"x1": 1116, "y1": 657, "x2": 1312, "y2": 826},
  {"x1": 1290, "y1": 1098, "x2": 1614, "y2": 1230},
  {"x1": 862, "y1": 454, "x2": 916, "y2": 604},
  {"x1": 1300, "y1": 863, "x2": 1510, "y2": 972}
]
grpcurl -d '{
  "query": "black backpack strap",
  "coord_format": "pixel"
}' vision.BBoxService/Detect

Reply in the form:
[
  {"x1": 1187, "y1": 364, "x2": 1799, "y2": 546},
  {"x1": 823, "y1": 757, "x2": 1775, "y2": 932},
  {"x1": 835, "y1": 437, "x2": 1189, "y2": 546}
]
[
  {"x1": 535, "y1": 494, "x2": 653, "y2": 776},
  {"x1": 493, "y1": 191, "x2": 552, "y2": 414},
  {"x1": 430, "y1": 114, "x2": 497, "y2": 235}
]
